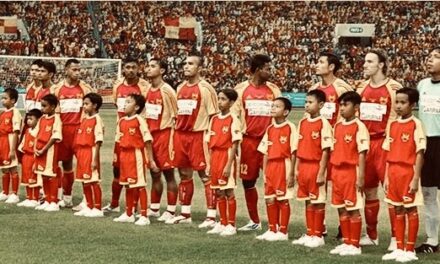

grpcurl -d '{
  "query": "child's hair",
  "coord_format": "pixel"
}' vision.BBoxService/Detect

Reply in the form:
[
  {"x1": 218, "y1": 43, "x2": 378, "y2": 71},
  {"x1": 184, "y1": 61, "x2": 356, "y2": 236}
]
[
  {"x1": 41, "y1": 94, "x2": 59, "y2": 107},
  {"x1": 128, "y1": 93, "x2": 146, "y2": 114},
  {"x1": 27, "y1": 108, "x2": 43, "y2": 119},
  {"x1": 4, "y1": 88, "x2": 19, "y2": 103},
  {"x1": 307, "y1": 89, "x2": 326, "y2": 103},
  {"x1": 84, "y1": 93, "x2": 103, "y2": 111},
  {"x1": 219, "y1": 88, "x2": 238, "y2": 102},
  {"x1": 274, "y1": 97, "x2": 292, "y2": 112},
  {"x1": 396, "y1": 87, "x2": 419, "y2": 104},
  {"x1": 338, "y1": 91, "x2": 361, "y2": 105}
]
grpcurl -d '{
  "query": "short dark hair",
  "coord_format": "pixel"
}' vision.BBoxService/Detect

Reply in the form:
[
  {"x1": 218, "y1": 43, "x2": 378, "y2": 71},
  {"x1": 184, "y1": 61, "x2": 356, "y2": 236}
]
[
  {"x1": 250, "y1": 54, "x2": 271, "y2": 74},
  {"x1": 338, "y1": 91, "x2": 361, "y2": 105},
  {"x1": 150, "y1": 57, "x2": 168, "y2": 75},
  {"x1": 31, "y1": 59, "x2": 43, "y2": 67},
  {"x1": 430, "y1": 46, "x2": 440, "y2": 53},
  {"x1": 397, "y1": 88, "x2": 419, "y2": 104},
  {"x1": 41, "y1": 94, "x2": 58, "y2": 107},
  {"x1": 84, "y1": 92, "x2": 103, "y2": 111},
  {"x1": 274, "y1": 97, "x2": 292, "y2": 112},
  {"x1": 187, "y1": 51, "x2": 203, "y2": 66},
  {"x1": 123, "y1": 57, "x2": 138, "y2": 66},
  {"x1": 307, "y1": 89, "x2": 326, "y2": 103},
  {"x1": 368, "y1": 49, "x2": 388, "y2": 75},
  {"x1": 219, "y1": 88, "x2": 238, "y2": 102},
  {"x1": 320, "y1": 52, "x2": 341, "y2": 73},
  {"x1": 40, "y1": 61, "x2": 56, "y2": 74},
  {"x1": 4, "y1": 88, "x2": 18, "y2": 102},
  {"x1": 27, "y1": 108, "x2": 43, "y2": 119},
  {"x1": 65, "y1": 58, "x2": 80, "y2": 68},
  {"x1": 128, "y1": 93, "x2": 146, "y2": 114}
]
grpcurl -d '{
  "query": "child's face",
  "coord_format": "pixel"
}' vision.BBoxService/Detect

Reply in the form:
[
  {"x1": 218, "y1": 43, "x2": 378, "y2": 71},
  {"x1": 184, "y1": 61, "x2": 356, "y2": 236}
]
[
  {"x1": 1, "y1": 93, "x2": 14, "y2": 109},
  {"x1": 217, "y1": 92, "x2": 233, "y2": 112},
  {"x1": 26, "y1": 115, "x2": 38, "y2": 128},
  {"x1": 305, "y1": 95, "x2": 322, "y2": 116},
  {"x1": 339, "y1": 100, "x2": 357, "y2": 120},
  {"x1": 40, "y1": 100, "x2": 56, "y2": 115},
  {"x1": 83, "y1": 97, "x2": 96, "y2": 115},
  {"x1": 271, "y1": 100, "x2": 288, "y2": 118},
  {"x1": 124, "y1": 96, "x2": 138, "y2": 115},
  {"x1": 395, "y1": 93, "x2": 413, "y2": 117}
]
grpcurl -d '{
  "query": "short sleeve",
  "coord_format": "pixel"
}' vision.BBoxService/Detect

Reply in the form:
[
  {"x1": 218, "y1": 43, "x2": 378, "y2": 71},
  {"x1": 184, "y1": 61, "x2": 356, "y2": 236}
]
[
  {"x1": 231, "y1": 114, "x2": 242, "y2": 142},
  {"x1": 94, "y1": 115, "x2": 104, "y2": 143},
  {"x1": 382, "y1": 122, "x2": 392, "y2": 151},
  {"x1": 321, "y1": 118, "x2": 333, "y2": 150},
  {"x1": 12, "y1": 108, "x2": 22, "y2": 132},
  {"x1": 356, "y1": 120, "x2": 370, "y2": 153},
  {"x1": 257, "y1": 129, "x2": 269, "y2": 155},
  {"x1": 137, "y1": 115, "x2": 153, "y2": 142},
  {"x1": 51, "y1": 115, "x2": 62, "y2": 141},
  {"x1": 289, "y1": 122, "x2": 298, "y2": 153},
  {"x1": 414, "y1": 119, "x2": 427, "y2": 153}
]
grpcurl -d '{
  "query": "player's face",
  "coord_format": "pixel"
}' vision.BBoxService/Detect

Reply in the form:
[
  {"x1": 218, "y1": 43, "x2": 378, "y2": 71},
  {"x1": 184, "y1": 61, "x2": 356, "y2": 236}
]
[
  {"x1": 146, "y1": 61, "x2": 162, "y2": 78},
  {"x1": 271, "y1": 99, "x2": 288, "y2": 118},
  {"x1": 217, "y1": 92, "x2": 233, "y2": 112},
  {"x1": 183, "y1": 56, "x2": 201, "y2": 78},
  {"x1": 339, "y1": 101, "x2": 356, "y2": 120},
  {"x1": 83, "y1": 97, "x2": 95, "y2": 115},
  {"x1": 26, "y1": 115, "x2": 38, "y2": 128},
  {"x1": 395, "y1": 93, "x2": 412, "y2": 118},
  {"x1": 315, "y1": 56, "x2": 331, "y2": 75},
  {"x1": 40, "y1": 100, "x2": 55, "y2": 115},
  {"x1": 124, "y1": 96, "x2": 138, "y2": 116},
  {"x1": 257, "y1": 63, "x2": 272, "y2": 82},
  {"x1": 305, "y1": 95, "x2": 322, "y2": 116},
  {"x1": 30, "y1": 64, "x2": 40, "y2": 80},
  {"x1": 66, "y1": 63, "x2": 81, "y2": 81},
  {"x1": 1, "y1": 93, "x2": 14, "y2": 109},
  {"x1": 37, "y1": 67, "x2": 52, "y2": 81},
  {"x1": 123, "y1": 62, "x2": 139, "y2": 79},
  {"x1": 363, "y1": 53, "x2": 383, "y2": 77},
  {"x1": 426, "y1": 49, "x2": 440, "y2": 74}
]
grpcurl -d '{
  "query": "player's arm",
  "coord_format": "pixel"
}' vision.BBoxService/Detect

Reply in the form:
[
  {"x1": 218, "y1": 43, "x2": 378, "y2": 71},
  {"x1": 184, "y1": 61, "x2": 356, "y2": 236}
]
[
  {"x1": 356, "y1": 121, "x2": 369, "y2": 192},
  {"x1": 289, "y1": 151, "x2": 297, "y2": 188},
  {"x1": 223, "y1": 115, "x2": 242, "y2": 177},
  {"x1": 317, "y1": 119, "x2": 332, "y2": 186},
  {"x1": 92, "y1": 116, "x2": 104, "y2": 170},
  {"x1": 410, "y1": 151, "x2": 424, "y2": 193},
  {"x1": 223, "y1": 140, "x2": 239, "y2": 178},
  {"x1": 36, "y1": 116, "x2": 62, "y2": 156},
  {"x1": 144, "y1": 140, "x2": 159, "y2": 173},
  {"x1": 139, "y1": 116, "x2": 159, "y2": 172},
  {"x1": 383, "y1": 162, "x2": 390, "y2": 194},
  {"x1": 316, "y1": 148, "x2": 330, "y2": 186},
  {"x1": 357, "y1": 150, "x2": 367, "y2": 192}
]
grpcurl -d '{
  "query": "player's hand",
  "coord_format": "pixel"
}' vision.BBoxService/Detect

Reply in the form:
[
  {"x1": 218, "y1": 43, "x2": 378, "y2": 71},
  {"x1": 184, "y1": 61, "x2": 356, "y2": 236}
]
[
  {"x1": 356, "y1": 178, "x2": 364, "y2": 192},
  {"x1": 316, "y1": 173, "x2": 325, "y2": 187},
  {"x1": 9, "y1": 151, "x2": 15, "y2": 162},
  {"x1": 92, "y1": 160, "x2": 98, "y2": 171},
  {"x1": 150, "y1": 161, "x2": 160, "y2": 173},
  {"x1": 409, "y1": 179, "x2": 418, "y2": 194},
  {"x1": 35, "y1": 149, "x2": 44, "y2": 157},
  {"x1": 288, "y1": 174, "x2": 295, "y2": 188},
  {"x1": 383, "y1": 179, "x2": 389, "y2": 194},
  {"x1": 222, "y1": 166, "x2": 231, "y2": 178},
  {"x1": 205, "y1": 166, "x2": 210, "y2": 176}
]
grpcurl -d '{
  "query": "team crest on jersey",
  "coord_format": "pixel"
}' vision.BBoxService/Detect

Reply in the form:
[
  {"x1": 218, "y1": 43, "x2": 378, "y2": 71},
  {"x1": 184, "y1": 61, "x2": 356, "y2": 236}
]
[
  {"x1": 4, "y1": 118, "x2": 10, "y2": 125},
  {"x1": 129, "y1": 128, "x2": 136, "y2": 135},
  {"x1": 76, "y1": 93, "x2": 82, "y2": 98},
  {"x1": 28, "y1": 141, "x2": 34, "y2": 148},
  {"x1": 60, "y1": 95, "x2": 65, "y2": 99},
  {"x1": 45, "y1": 126, "x2": 52, "y2": 132},
  {"x1": 86, "y1": 127, "x2": 93, "y2": 134},
  {"x1": 344, "y1": 134, "x2": 353, "y2": 143},
  {"x1": 266, "y1": 94, "x2": 274, "y2": 100},
  {"x1": 279, "y1": 136, "x2": 288, "y2": 144},
  {"x1": 328, "y1": 95, "x2": 336, "y2": 102},
  {"x1": 222, "y1": 126, "x2": 229, "y2": 134},
  {"x1": 401, "y1": 133, "x2": 410, "y2": 142},
  {"x1": 156, "y1": 99, "x2": 162, "y2": 105},
  {"x1": 380, "y1": 97, "x2": 388, "y2": 105},
  {"x1": 311, "y1": 131, "x2": 320, "y2": 140},
  {"x1": 192, "y1": 93, "x2": 198, "y2": 100}
]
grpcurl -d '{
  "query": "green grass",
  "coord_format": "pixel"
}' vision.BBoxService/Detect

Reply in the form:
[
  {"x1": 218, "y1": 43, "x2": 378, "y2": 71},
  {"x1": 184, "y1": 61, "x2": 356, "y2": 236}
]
[{"x1": 0, "y1": 109, "x2": 438, "y2": 264}]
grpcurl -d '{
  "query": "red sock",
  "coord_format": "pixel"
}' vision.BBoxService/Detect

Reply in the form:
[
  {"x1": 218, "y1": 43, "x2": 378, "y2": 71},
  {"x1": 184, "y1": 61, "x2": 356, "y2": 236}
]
[
  {"x1": 132, "y1": 187, "x2": 140, "y2": 213},
  {"x1": 167, "y1": 190, "x2": 177, "y2": 206},
  {"x1": 227, "y1": 196, "x2": 236, "y2": 227},
  {"x1": 388, "y1": 204, "x2": 396, "y2": 237},
  {"x1": 244, "y1": 187, "x2": 260, "y2": 224},
  {"x1": 138, "y1": 187, "x2": 148, "y2": 217},
  {"x1": 218, "y1": 196, "x2": 227, "y2": 226},
  {"x1": 92, "y1": 183, "x2": 102, "y2": 210},
  {"x1": 306, "y1": 204, "x2": 314, "y2": 236},
  {"x1": 111, "y1": 178, "x2": 122, "y2": 207},
  {"x1": 26, "y1": 186, "x2": 32, "y2": 200},
  {"x1": 278, "y1": 200, "x2": 290, "y2": 234},
  {"x1": 313, "y1": 206, "x2": 325, "y2": 237},
  {"x1": 364, "y1": 199, "x2": 380, "y2": 240},
  {"x1": 178, "y1": 179, "x2": 194, "y2": 206},
  {"x1": 31, "y1": 187, "x2": 40, "y2": 201},
  {"x1": 266, "y1": 202, "x2": 278, "y2": 232},
  {"x1": 49, "y1": 177, "x2": 58, "y2": 203},
  {"x1": 63, "y1": 171, "x2": 74, "y2": 196},
  {"x1": 340, "y1": 214, "x2": 351, "y2": 244},
  {"x1": 395, "y1": 213, "x2": 405, "y2": 250},
  {"x1": 125, "y1": 188, "x2": 134, "y2": 216},
  {"x1": 406, "y1": 209, "x2": 419, "y2": 252},
  {"x1": 56, "y1": 167, "x2": 63, "y2": 188},
  {"x1": 2, "y1": 172, "x2": 10, "y2": 194},
  {"x1": 150, "y1": 189, "x2": 162, "y2": 211},
  {"x1": 83, "y1": 184, "x2": 93, "y2": 209},
  {"x1": 11, "y1": 171, "x2": 19, "y2": 194},
  {"x1": 204, "y1": 181, "x2": 216, "y2": 210},
  {"x1": 350, "y1": 214, "x2": 362, "y2": 247},
  {"x1": 42, "y1": 177, "x2": 50, "y2": 202}
]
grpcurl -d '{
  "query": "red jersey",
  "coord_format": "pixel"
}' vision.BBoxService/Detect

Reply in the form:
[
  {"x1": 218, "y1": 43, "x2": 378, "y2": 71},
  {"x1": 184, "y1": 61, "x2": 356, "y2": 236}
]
[
  {"x1": 382, "y1": 116, "x2": 426, "y2": 166},
  {"x1": 296, "y1": 116, "x2": 333, "y2": 161},
  {"x1": 18, "y1": 127, "x2": 36, "y2": 155},
  {"x1": 115, "y1": 83, "x2": 142, "y2": 118},
  {"x1": 34, "y1": 114, "x2": 62, "y2": 150},
  {"x1": 35, "y1": 87, "x2": 52, "y2": 110},
  {"x1": 25, "y1": 84, "x2": 40, "y2": 112},
  {"x1": 330, "y1": 118, "x2": 369, "y2": 166},
  {"x1": 258, "y1": 121, "x2": 297, "y2": 160},
  {"x1": 206, "y1": 113, "x2": 242, "y2": 150},
  {"x1": 0, "y1": 108, "x2": 21, "y2": 135},
  {"x1": 145, "y1": 82, "x2": 177, "y2": 132},
  {"x1": 57, "y1": 84, "x2": 85, "y2": 125},
  {"x1": 115, "y1": 114, "x2": 152, "y2": 149},
  {"x1": 74, "y1": 114, "x2": 104, "y2": 148}
]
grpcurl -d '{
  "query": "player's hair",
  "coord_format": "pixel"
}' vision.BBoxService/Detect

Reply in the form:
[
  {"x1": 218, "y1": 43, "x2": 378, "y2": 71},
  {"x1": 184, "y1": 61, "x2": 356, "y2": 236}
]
[
  {"x1": 219, "y1": 88, "x2": 238, "y2": 102},
  {"x1": 84, "y1": 92, "x2": 103, "y2": 111},
  {"x1": 3, "y1": 88, "x2": 18, "y2": 102},
  {"x1": 250, "y1": 54, "x2": 271, "y2": 74},
  {"x1": 274, "y1": 97, "x2": 292, "y2": 112},
  {"x1": 307, "y1": 89, "x2": 326, "y2": 103},
  {"x1": 41, "y1": 94, "x2": 58, "y2": 107},
  {"x1": 397, "y1": 87, "x2": 419, "y2": 105},
  {"x1": 123, "y1": 57, "x2": 138, "y2": 66},
  {"x1": 31, "y1": 59, "x2": 43, "y2": 67},
  {"x1": 40, "y1": 60, "x2": 56, "y2": 74},
  {"x1": 187, "y1": 51, "x2": 204, "y2": 66},
  {"x1": 338, "y1": 91, "x2": 361, "y2": 105},
  {"x1": 27, "y1": 108, "x2": 43, "y2": 119},
  {"x1": 128, "y1": 93, "x2": 146, "y2": 114},
  {"x1": 320, "y1": 52, "x2": 341, "y2": 73},
  {"x1": 430, "y1": 46, "x2": 440, "y2": 53},
  {"x1": 368, "y1": 49, "x2": 388, "y2": 75},
  {"x1": 150, "y1": 57, "x2": 168, "y2": 75},
  {"x1": 65, "y1": 58, "x2": 80, "y2": 68}
]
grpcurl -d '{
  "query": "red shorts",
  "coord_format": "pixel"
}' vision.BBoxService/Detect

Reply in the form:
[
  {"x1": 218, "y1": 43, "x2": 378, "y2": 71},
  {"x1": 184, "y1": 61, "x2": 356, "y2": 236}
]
[
  {"x1": 0, "y1": 134, "x2": 17, "y2": 169},
  {"x1": 210, "y1": 148, "x2": 237, "y2": 188},
  {"x1": 240, "y1": 136, "x2": 263, "y2": 181},
  {"x1": 112, "y1": 142, "x2": 120, "y2": 168},
  {"x1": 58, "y1": 124, "x2": 79, "y2": 161},
  {"x1": 151, "y1": 128, "x2": 173, "y2": 170},
  {"x1": 331, "y1": 164, "x2": 362, "y2": 210},
  {"x1": 297, "y1": 160, "x2": 323, "y2": 202},
  {"x1": 35, "y1": 144, "x2": 59, "y2": 177},
  {"x1": 21, "y1": 153, "x2": 36, "y2": 185},
  {"x1": 385, "y1": 163, "x2": 421, "y2": 206},
  {"x1": 265, "y1": 158, "x2": 289, "y2": 198},
  {"x1": 173, "y1": 130, "x2": 206, "y2": 170},
  {"x1": 364, "y1": 137, "x2": 386, "y2": 188},
  {"x1": 75, "y1": 146, "x2": 100, "y2": 182},
  {"x1": 119, "y1": 148, "x2": 147, "y2": 185}
]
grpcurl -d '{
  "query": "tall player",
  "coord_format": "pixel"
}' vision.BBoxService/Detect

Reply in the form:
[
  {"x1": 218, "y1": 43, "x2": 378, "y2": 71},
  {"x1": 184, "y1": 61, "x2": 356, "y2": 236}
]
[
  {"x1": 35, "y1": 61, "x2": 57, "y2": 108},
  {"x1": 357, "y1": 49, "x2": 402, "y2": 250},
  {"x1": 233, "y1": 54, "x2": 281, "y2": 231},
  {"x1": 103, "y1": 58, "x2": 149, "y2": 212},
  {"x1": 165, "y1": 52, "x2": 219, "y2": 226},
  {"x1": 53, "y1": 59, "x2": 93, "y2": 207},
  {"x1": 144, "y1": 58, "x2": 179, "y2": 222},
  {"x1": 24, "y1": 59, "x2": 43, "y2": 112}
]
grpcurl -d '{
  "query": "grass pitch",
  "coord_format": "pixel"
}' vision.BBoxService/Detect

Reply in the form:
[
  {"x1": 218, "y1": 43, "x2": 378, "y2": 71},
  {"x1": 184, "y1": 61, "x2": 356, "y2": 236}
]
[{"x1": 0, "y1": 109, "x2": 438, "y2": 264}]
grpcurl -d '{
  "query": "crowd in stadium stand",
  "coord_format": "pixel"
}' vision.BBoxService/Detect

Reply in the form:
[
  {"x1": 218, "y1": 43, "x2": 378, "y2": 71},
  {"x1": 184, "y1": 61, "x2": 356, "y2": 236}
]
[{"x1": 1, "y1": 1, "x2": 439, "y2": 91}]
